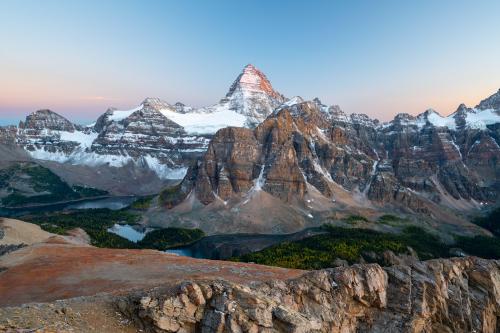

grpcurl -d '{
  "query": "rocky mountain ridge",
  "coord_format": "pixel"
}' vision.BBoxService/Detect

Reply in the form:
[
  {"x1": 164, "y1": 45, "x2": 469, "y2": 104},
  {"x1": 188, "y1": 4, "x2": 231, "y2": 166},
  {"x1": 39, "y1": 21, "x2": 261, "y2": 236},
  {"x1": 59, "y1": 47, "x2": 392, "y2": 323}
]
[
  {"x1": 159, "y1": 89, "x2": 500, "y2": 231},
  {"x1": 3, "y1": 64, "x2": 285, "y2": 179},
  {"x1": 1, "y1": 66, "x2": 499, "y2": 227}
]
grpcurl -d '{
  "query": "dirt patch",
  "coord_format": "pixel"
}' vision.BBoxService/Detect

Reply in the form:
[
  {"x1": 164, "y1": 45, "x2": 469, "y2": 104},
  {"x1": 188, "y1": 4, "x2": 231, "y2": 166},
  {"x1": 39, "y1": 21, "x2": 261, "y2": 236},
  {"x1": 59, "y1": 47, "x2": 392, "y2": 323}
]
[
  {"x1": 0, "y1": 295, "x2": 137, "y2": 333},
  {"x1": 0, "y1": 242, "x2": 305, "y2": 307},
  {"x1": 0, "y1": 218, "x2": 53, "y2": 246}
]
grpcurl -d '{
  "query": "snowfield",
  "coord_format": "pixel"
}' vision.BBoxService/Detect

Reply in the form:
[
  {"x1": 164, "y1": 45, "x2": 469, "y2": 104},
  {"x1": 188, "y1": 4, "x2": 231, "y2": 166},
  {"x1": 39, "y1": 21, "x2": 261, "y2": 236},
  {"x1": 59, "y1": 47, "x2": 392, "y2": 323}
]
[
  {"x1": 107, "y1": 105, "x2": 143, "y2": 122},
  {"x1": 423, "y1": 110, "x2": 457, "y2": 130},
  {"x1": 28, "y1": 147, "x2": 188, "y2": 179},
  {"x1": 465, "y1": 109, "x2": 500, "y2": 129},
  {"x1": 159, "y1": 107, "x2": 247, "y2": 134},
  {"x1": 59, "y1": 130, "x2": 98, "y2": 148}
]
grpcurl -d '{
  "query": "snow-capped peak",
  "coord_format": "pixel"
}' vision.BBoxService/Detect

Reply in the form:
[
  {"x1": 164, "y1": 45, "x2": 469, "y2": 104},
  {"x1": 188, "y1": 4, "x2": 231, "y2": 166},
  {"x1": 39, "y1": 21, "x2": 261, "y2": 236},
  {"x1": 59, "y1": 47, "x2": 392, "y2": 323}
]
[
  {"x1": 386, "y1": 98, "x2": 500, "y2": 131},
  {"x1": 106, "y1": 105, "x2": 143, "y2": 122},
  {"x1": 476, "y1": 88, "x2": 500, "y2": 111},
  {"x1": 93, "y1": 98, "x2": 176, "y2": 131},
  {"x1": 226, "y1": 64, "x2": 283, "y2": 101},
  {"x1": 417, "y1": 109, "x2": 457, "y2": 130},
  {"x1": 422, "y1": 108, "x2": 439, "y2": 116},
  {"x1": 196, "y1": 64, "x2": 287, "y2": 128},
  {"x1": 91, "y1": 65, "x2": 287, "y2": 134},
  {"x1": 157, "y1": 72, "x2": 286, "y2": 132},
  {"x1": 142, "y1": 97, "x2": 174, "y2": 111}
]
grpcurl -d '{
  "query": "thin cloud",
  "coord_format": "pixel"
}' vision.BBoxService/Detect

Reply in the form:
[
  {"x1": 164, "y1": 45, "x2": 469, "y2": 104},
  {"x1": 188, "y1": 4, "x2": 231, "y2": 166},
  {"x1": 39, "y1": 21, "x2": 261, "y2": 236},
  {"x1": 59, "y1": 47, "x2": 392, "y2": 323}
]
[{"x1": 80, "y1": 96, "x2": 116, "y2": 101}]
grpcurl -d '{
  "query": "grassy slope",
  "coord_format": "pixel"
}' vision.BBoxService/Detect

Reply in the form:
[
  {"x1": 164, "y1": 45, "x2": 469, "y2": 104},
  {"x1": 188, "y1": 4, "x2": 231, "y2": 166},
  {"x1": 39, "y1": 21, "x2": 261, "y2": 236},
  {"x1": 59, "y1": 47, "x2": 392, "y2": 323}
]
[
  {"x1": 472, "y1": 207, "x2": 500, "y2": 237},
  {"x1": 0, "y1": 163, "x2": 107, "y2": 207}
]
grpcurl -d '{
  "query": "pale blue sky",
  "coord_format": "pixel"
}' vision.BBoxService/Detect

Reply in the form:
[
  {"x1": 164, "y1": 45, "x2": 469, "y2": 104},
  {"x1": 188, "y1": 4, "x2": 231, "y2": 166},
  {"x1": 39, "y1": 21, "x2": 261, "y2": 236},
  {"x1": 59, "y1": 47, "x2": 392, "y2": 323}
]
[{"x1": 1, "y1": 0, "x2": 499, "y2": 125}]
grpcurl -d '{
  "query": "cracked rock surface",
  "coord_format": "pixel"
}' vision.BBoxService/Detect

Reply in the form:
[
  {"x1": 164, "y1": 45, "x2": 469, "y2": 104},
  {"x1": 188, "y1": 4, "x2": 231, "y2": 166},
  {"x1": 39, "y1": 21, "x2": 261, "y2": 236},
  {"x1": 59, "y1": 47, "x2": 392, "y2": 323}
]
[{"x1": 118, "y1": 257, "x2": 500, "y2": 333}]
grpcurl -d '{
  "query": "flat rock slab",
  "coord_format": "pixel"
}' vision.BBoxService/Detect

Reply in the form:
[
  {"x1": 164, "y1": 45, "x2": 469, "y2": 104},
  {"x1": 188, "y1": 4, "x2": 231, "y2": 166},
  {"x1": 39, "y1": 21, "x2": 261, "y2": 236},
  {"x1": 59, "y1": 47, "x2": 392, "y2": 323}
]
[
  {"x1": 0, "y1": 218, "x2": 53, "y2": 246},
  {"x1": 0, "y1": 243, "x2": 304, "y2": 307}
]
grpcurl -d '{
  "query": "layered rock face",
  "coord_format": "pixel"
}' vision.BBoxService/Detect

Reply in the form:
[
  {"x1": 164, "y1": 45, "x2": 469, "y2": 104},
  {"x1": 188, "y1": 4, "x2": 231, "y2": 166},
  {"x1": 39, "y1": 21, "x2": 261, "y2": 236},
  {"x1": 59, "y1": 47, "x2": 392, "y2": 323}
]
[
  {"x1": 477, "y1": 88, "x2": 500, "y2": 110},
  {"x1": 0, "y1": 126, "x2": 17, "y2": 145},
  {"x1": 90, "y1": 98, "x2": 210, "y2": 178},
  {"x1": 15, "y1": 109, "x2": 97, "y2": 158},
  {"x1": 20, "y1": 109, "x2": 76, "y2": 132},
  {"x1": 374, "y1": 102, "x2": 500, "y2": 207},
  {"x1": 172, "y1": 101, "x2": 368, "y2": 205},
  {"x1": 9, "y1": 105, "x2": 204, "y2": 179},
  {"x1": 2, "y1": 66, "x2": 499, "y2": 215},
  {"x1": 119, "y1": 257, "x2": 500, "y2": 333},
  {"x1": 170, "y1": 91, "x2": 500, "y2": 217}
]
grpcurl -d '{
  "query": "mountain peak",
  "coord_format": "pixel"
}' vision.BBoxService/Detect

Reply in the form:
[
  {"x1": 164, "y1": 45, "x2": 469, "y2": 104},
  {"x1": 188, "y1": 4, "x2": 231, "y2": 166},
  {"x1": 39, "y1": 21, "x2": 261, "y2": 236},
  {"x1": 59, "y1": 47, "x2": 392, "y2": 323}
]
[
  {"x1": 21, "y1": 109, "x2": 75, "y2": 132},
  {"x1": 227, "y1": 64, "x2": 283, "y2": 101},
  {"x1": 453, "y1": 103, "x2": 472, "y2": 116},
  {"x1": 31, "y1": 109, "x2": 58, "y2": 116},
  {"x1": 476, "y1": 88, "x2": 500, "y2": 111},
  {"x1": 198, "y1": 64, "x2": 287, "y2": 127},
  {"x1": 422, "y1": 108, "x2": 440, "y2": 117},
  {"x1": 141, "y1": 97, "x2": 172, "y2": 111}
]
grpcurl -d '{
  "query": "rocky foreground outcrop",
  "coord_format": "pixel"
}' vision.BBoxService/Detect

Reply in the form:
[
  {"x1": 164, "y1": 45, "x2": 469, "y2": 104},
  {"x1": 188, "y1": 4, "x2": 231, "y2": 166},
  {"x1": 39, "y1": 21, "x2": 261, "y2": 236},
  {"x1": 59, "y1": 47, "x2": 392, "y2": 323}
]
[
  {"x1": 1, "y1": 229, "x2": 499, "y2": 333},
  {"x1": 118, "y1": 257, "x2": 500, "y2": 333}
]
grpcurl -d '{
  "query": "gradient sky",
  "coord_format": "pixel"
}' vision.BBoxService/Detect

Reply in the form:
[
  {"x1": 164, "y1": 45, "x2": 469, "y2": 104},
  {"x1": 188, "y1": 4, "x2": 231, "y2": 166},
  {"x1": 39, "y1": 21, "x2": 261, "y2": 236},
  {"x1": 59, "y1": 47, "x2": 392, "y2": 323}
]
[{"x1": 1, "y1": 0, "x2": 499, "y2": 125}]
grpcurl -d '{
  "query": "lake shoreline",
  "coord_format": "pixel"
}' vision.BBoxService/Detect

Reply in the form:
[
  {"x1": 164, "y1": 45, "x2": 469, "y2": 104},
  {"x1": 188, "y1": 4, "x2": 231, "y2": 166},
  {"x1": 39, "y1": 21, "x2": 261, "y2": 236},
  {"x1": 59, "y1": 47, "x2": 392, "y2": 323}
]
[
  {"x1": 0, "y1": 195, "x2": 118, "y2": 210},
  {"x1": 0, "y1": 196, "x2": 140, "y2": 217}
]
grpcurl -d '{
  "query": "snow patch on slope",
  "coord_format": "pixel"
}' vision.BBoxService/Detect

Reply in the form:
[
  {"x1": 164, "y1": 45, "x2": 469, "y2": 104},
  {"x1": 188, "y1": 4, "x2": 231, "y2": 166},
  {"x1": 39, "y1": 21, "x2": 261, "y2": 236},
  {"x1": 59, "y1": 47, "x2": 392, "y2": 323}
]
[
  {"x1": 425, "y1": 111, "x2": 457, "y2": 130},
  {"x1": 59, "y1": 131, "x2": 98, "y2": 148},
  {"x1": 107, "y1": 106, "x2": 143, "y2": 122},
  {"x1": 273, "y1": 96, "x2": 304, "y2": 114},
  {"x1": 409, "y1": 108, "x2": 500, "y2": 130},
  {"x1": 159, "y1": 108, "x2": 247, "y2": 134},
  {"x1": 241, "y1": 164, "x2": 267, "y2": 205},
  {"x1": 27, "y1": 148, "x2": 187, "y2": 179},
  {"x1": 465, "y1": 109, "x2": 500, "y2": 129},
  {"x1": 253, "y1": 164, "x2": 266, "y2": 191}
]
